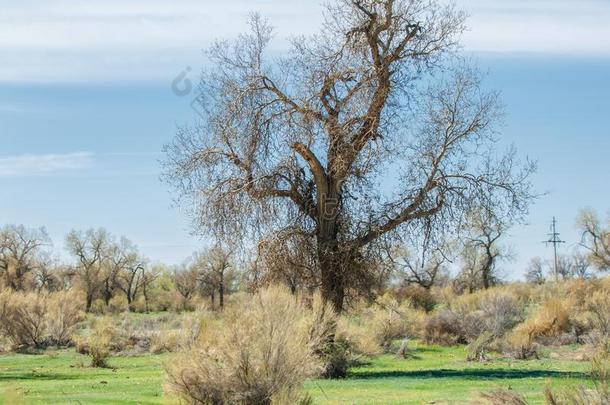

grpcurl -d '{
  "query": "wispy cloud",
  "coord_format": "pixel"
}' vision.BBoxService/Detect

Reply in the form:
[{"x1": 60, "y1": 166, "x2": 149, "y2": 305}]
[
  {"x1": 0, "y1": 0, "x2": 609, "y2": 83},
  {"x1": 0, "y1": 152, "x2": 94, "y2": 177}
]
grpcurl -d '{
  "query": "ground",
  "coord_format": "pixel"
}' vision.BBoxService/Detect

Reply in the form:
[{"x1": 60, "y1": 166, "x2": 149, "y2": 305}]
[{"x1": 0, "y1": 344, "x2": 591, "y2": 404}]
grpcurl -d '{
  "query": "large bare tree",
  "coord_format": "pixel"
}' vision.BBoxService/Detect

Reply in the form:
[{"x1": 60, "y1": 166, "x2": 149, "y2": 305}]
[{"x1": 164, "y1": 0, "x2": 534, "y2": 311}]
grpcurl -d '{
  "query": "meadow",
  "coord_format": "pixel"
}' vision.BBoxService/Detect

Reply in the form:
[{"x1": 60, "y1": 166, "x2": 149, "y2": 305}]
[{"x1": 0, "y1": 342, "x2": 592, "y2": 404}]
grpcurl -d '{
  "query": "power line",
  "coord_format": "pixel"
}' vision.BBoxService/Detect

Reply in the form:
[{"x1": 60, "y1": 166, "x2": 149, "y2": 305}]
[{"x1": 542, "y1": 217, "x2": 565, "y2": 280}]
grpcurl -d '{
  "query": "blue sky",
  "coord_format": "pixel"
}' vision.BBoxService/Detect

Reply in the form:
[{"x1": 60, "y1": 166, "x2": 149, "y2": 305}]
[{"x1": 1, "y1": 0, "x2": 610, "y2": 277}]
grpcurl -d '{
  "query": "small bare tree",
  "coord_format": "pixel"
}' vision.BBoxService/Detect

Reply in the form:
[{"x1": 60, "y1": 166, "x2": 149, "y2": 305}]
[
  {"x1": 578, "y1": 209, "x2": 610, "y2": 272},
  {"x1": 461, "y1": 207, "x2": 509, "y2": 289},
  {"x1": 109, "y1": 237, "x2": 144, "y2": 307},
  {"x1": 525, "y1": 257, "x2": 545, "y2": 285},
  {"x1": 164, "y1": 0, "x2": 535, "y2": 311},
  {"x1": 388, "y1": 238, "x2": 448, "y2": 290}
]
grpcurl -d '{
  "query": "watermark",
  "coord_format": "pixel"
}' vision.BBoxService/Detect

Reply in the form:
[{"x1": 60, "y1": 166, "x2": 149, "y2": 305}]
[{"x1": 171, "y1": 66, "x2": 205, "y2": 119}]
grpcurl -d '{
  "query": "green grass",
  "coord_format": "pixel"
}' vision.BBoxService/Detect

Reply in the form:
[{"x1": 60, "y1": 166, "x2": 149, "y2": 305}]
[{"x1": 0, "y1": 344, "x2": 592, "y2": 404}]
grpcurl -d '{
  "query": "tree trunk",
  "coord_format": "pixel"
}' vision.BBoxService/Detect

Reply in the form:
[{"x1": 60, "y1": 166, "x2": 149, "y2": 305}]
[
  {"x1": 218, "y1": 277, "x2": 224, "y2": 309},
  {"x1": 318, "y1": 241, "x2": 345, "y2": 313},
  {"x1": 86, "y1": 293, "x2": 93, "y2": 313},
  {"x1": 317, "y1": 187, "x2": 345, "y2": 313}
]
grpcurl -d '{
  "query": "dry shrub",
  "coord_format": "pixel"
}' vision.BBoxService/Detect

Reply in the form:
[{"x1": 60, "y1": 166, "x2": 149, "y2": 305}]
[
  {"x1": 108, "y1": 295, "x2": 129, "y2": 314},
  {"x1": 46, "y1": 291, "x2": 84, "y2": 346},
  {"x1": 505, "y1": 298, "x2": 575, "y2": 359},
  {"x1": 0, "y1": 291, "x2": 50, "y2": 349},
  {"x1": 478, "y1": 389, "x2": 529, "y2": 405},
  {"x1": 467, "y1": 331, "x2": 494, "y2": 362},
  {"x1": 166, "y1": 285, "x2": 330, "y2": 404},
  {"x1": 505, "y1": 327, "x2": 540, "y2": 360},
  {"x1": 87, "y1": 317, "x2": 114, "y2": 368},
  {"x1": 450, "y1": 289, "x2": 525, "y2": 341},
  {"x1": 521, "y1": 298, "x2": 573, "y2": 338},
  {"x1": 89, "y1": 298, "x2": 107, "y2": 315},
  {"x1": 394, "y1": 285, "x2": 437, "y2": 312},
  {"x1": 336, "y1": 317, "x2": 382, "y2": 358},
  {"x1": 424, "y1": 309, "x2": 465, "y2": 346},
  {"x1": 366, "y1": 299, "x2": 408, "y2": 350},
  {"x1": 151, "y1": 313, "x2": 214, "y2": 354},
  {"x1": 352, "y1": 295, "x2": 426, "y2": 351},
  {"x1": 586, "y1": 290, "x2": 610, "y2": 339}
]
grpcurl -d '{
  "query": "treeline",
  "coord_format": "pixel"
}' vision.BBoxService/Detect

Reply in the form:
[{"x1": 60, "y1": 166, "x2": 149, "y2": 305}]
[
  {"x1": 0, "y1": 225, "x2": 238, "y2": 313},
  {"x1": 1, "y1": 209, "x2": 608, "y2": 314}
]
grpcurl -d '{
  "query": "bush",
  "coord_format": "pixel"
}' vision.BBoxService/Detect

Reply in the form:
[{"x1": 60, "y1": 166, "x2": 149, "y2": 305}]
[
  {"x1": 336, "y1": 317, "x2": 382, "y2": 358},
  {"x1": 87, "y1": 317, "x2": 114, "y2": 368},
  {"x1": 587, "y1": 290, "x2": 610, "y2": 340},
  {"x1": 46, "y1": 292, "x2": 84, "y2": 346},
  {"x1": 166, "y1": 285, "x2": 329, "y2": 404},
  {"x1": 108, "y1": 295, "x2": 129, "y2": 314},
  {"x1": 0, "y1": 291, "x2": 47, "y2": 349},
  {"x1": 424, "y1": 309, "x2": 465, "y2": 345},
  {"x1": 467, "y1": 331, "x2": 494, "y2": 362},
  {"x1": 478, "y1": 389, "x2": 529, "y2": 405},
  {"x1": 394, "y1": 285, "x2": 437, "y2": 312}
]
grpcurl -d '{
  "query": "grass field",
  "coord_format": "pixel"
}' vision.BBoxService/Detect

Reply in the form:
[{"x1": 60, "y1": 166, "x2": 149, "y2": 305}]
[{"x1": 0, "y1": 344, "x2": 592, "y2": 404}]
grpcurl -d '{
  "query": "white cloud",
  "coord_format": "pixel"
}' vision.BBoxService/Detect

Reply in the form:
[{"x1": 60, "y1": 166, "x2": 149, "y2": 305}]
[
  {"x1": 0, "y1": 0, "x2": 609, "y2": 83},
  {"x1": 0, "y1": 152, "x2": 94, "y2": 177}
]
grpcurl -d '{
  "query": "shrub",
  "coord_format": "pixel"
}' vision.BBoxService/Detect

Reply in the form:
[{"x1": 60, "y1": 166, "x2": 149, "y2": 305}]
[
  {"x1": 424, "y1": 309, "x2": 465, "y2": 345},
  {"x1": 87, "y1": 317, "x2": 114, "y2": 368},
  {"x1": 394, "y1": 285, "x2": 437, "y2": 312},
  {"x1": 587, "y1": 290, "x2": 610, "y2": 339},
  {"x1": 505, "y1": 327, "x2": 539, "y2": 360},
  {"x1": 166, "y1": 285, "x2": 328, "y2": 404},
  {"x1": 0, "y1": 291, "x2": 48, "y2": 349},
  {"x1": 108, "y1": 295, "x2": 129, "y2": 314},
  {"x1": 336, "y1": 317, "x2": 382, "y2": 358},
  {"x1": 478, "y1": 389, "x2": 529, "y2": 405},
  {"x1": 46, "y1": 291, "x2": 84, "y2": 346},
  {"x1": 467, "y1": 331, "x2": 494, "y2": 362},
  {"x1": 506, "y1": 297, "x2": 575, "y2": 357},
  {"x1": 88, "y1": 298, "x2": 106, "y2": 314}
]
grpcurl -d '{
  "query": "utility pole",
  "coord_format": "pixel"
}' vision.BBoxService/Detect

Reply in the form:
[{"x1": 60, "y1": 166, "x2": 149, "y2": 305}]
[{"x1": 543, "y1": 217, "x2": 565, "y2": 281}]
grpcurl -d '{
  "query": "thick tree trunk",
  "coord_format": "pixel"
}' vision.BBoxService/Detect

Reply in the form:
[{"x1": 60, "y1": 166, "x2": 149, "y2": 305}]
[
  {"x1": 316, "y1": 184, "x2": 346, "y2": 313},
  {"x1": 318, "y1": 237, "x2": 345, "y2": 313}
]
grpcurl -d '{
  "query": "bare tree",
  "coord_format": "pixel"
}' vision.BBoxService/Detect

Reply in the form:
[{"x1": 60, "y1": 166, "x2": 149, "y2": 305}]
[
  {"x1": 525, "y1": 256, "x2": 545, "y2": 285},
  {"x1": 109, "y1": 237, "x2": 144, "y2": 307},
  {"x1": 570, "y1": 252, "x2": 592, "y2": 280},
  {"x1": 578, "y1": 209, "x2": 610, "y2": 272},
  {"x1": 65, "y1": 228, "x2": 110, "y2": 312},
  {"x1": 172, "y1": 264, "x2": 199, "y2": 310},
  {"x1": 462, "y1": 207, "x2": 509, "y2": 289},
  {"x1": 194, "y1": 245, "x2": 235, "y2": 309},
  {"x1": 164, "y1": 0, "x2": 535, "y2": 311},
  {"x1": 388, "y1": 240, "x2": 448, "y2": 290},
  {"x1": 0, "y1": 224, "x2": 51, "y2": 290},
  {"x1": 255, "y1": 230, "x2": 319, "y2": 294},
  {"x1": 141, "y1": 264, "x2": 162, "y2": 313}
]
